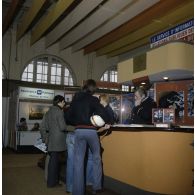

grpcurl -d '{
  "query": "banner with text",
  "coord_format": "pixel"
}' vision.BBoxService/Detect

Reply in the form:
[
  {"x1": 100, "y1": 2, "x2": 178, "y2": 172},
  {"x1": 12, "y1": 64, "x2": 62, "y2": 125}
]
[
  {"x1": 19, "y1": 87, "x2": 55, "y2": 100},
  {"x1": 150, "y1": 19, "x2": 194, "y2": 48}
]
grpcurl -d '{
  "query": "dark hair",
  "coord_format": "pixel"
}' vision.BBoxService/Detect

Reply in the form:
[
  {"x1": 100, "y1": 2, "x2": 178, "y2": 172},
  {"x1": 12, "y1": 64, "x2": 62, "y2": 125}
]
[
  {"x1": 53, "y1": 95, "x2": 65, "y2": 106},
  {"x1": 82, "y1": 79, "x2": 97, "y2": 94},
  {"x1": 20, "y1": 117, "x2": 26, "y2": 122}
]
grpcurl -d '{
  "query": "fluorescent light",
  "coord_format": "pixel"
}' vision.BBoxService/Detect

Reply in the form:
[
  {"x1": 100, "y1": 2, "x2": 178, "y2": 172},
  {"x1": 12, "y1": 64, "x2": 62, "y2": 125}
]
[{"x1": 163, "y1": 76, "x2": 169, "y2": 80}]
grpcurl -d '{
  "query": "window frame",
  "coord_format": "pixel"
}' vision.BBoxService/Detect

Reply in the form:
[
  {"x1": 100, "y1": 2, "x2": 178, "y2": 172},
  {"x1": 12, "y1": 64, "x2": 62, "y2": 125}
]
[
  {"x1": 100, "y1": 66, "x2": 118, "y2": 83},
  {"x1": 21, "y1": 55, "x2": 75, "y2": 86}
]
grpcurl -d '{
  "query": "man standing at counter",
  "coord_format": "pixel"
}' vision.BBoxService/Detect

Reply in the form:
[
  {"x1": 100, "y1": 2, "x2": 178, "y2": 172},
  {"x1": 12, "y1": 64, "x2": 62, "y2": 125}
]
[{"x1": 128, "y1": 88, "x2": 157, "y2": 124}]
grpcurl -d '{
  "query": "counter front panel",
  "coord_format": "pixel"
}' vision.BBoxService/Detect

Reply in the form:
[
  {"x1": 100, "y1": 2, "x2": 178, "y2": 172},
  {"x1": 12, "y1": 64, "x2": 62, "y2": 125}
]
[{"x1": 101, "y1": 126, "x2": 194, "y2": 195}]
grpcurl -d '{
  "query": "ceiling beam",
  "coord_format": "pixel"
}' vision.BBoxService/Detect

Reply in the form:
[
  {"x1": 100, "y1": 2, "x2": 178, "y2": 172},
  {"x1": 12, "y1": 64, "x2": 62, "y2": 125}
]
[
  {"x1": 3, "y1": 0, "x2": 25, "y2": 36},
  {"x1": 107, "y1": 17, "x2": 193, "y2": 58},
  {"x1": 96, "y1": 1, "x2": 193, "y2": 56},
  {"x1": 59, "y1": 0, "x2": 135, "y2": 50},
  {"x1": 84, "y1": 0, "x2": 192, "y2": 55},
  {"x1": 107, "y1": 37, "x2": 150, "y2": 58},
  {"x1": 45, "y1": 0, "x2": 104, "y2": 48},
  {"x1": 72, "y1": 0, "x2": 159, "y2": 52},
  {"x1": 30, "y1": 0, "x2": 75, "y2": 45},
  {"x1": 16, "y1": 0, "x2": 49, "y2": 41}
]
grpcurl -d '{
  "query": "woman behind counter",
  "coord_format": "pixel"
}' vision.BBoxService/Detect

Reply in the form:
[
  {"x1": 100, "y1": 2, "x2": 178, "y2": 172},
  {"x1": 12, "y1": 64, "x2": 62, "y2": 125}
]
[{"x1": 127, "y1": 88, "x2": 157, "y2": 124}]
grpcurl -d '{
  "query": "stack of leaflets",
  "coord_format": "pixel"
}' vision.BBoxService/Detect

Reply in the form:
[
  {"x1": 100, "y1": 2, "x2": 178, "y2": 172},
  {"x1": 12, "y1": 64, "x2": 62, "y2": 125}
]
[{"x1": 34, "y1": 138, "x2": 47, "y2": 153}]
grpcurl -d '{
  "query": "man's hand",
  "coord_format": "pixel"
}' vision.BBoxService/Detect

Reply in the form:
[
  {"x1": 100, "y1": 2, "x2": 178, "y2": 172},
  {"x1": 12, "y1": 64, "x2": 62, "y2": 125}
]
[{"x1": 97, "y1": 124, "x2": 111, "y2": 133}]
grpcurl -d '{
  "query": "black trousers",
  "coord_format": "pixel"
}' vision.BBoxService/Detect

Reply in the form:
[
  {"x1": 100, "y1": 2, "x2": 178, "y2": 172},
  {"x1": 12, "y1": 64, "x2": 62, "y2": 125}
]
[{"x1": 47, "y1": 152, "x2": 60, "y2": 187}]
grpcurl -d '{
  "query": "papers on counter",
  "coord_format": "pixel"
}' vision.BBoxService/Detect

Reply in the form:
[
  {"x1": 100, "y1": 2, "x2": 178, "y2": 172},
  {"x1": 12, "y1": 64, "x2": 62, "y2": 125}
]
[
  {"x1": 179, "y1": 125, "x2": 194, "y2": 129},
  {"x1": 112, "y1": 124, "x2": 153, "y2": 128}
]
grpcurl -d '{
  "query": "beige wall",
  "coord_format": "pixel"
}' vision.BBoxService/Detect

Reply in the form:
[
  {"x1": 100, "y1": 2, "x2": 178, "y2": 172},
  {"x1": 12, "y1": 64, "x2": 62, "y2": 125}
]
[
  {"x1": 2, "y1": 27, "x2": 118, "y2": 85},
  {"x1": 101, "y1": 130, "x2": 193, "y2": 194},
  {"x1": 118, "y1": 42, "x2": 194, "y2": 83}
]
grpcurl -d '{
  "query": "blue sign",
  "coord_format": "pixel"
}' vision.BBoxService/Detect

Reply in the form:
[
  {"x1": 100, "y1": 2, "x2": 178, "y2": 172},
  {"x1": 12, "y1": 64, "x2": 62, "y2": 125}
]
[
  {"x1": 37, "y1": 90, "x2": 42, "y2": 95},
  {"x1": 150, "y1": 19, "x2": 194, "y2": 47}
]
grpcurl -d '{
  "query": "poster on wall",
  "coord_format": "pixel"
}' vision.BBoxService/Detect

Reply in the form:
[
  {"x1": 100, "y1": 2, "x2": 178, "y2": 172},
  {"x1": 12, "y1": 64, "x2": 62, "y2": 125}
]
[
  {"x1": 19, "y1": 102, "x2": 52, "y2": 130},
  {"x1": 158, "y1": 90, "x2": 184, "y2": 120},
  {"x1": 29, "y1": 105, "x2": 50, "y2": 120},
  {"x1": 175, "y1": 91, "x2": 184, "y2": 119},
  {"x1": 187, "y1": 84, "x2": 194, "y2": 117}
]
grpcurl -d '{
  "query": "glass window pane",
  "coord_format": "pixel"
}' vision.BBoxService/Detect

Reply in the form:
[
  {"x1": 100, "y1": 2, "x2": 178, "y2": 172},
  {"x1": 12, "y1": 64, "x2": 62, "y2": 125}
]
[
  {"x1": 24, "y1": 67, "x2": 28, "y2": 73},
  {"x1": 43, "y1": 74, "x2": 47, "y2": 81},
  {"x1": 28, "y1": 77, "x2": 33, "y2": 82},
  {"x1": 51, "y1": 76, "x2": 55, "y2": 82},
  {"x1": 57, "y1": 67, "x2": 61, "y2": 75},
  {"x1": 43, "y1": 66, "x2": 48, "y2": 74},
  {"x1": 57, "y1": 64, "x2": 61, "y2": 68},
  {"x1": 37, "y1": 74, "x2": 41, "y2": 80},
  {"x1": 37, "y1": 65, "x2": 42, "y2": 73},
  {"x1": 28, "y1": 73, "x2": 33, "y2": 79},
  {"x1": 56, "y1": 76, "x2": 61, "y2": 84},
  {"x1": 51, "y1": 67, "x2": 56, "y2": 75},
  {"x1": 105, "y1": 73, "x2": 108, "y2": 81},
  {"x1": 22, "y1": 72, "x2": 27, "y2": 78},
  {"x1": 65, "y1": 68, "x2": 69, "y2": 76},
  {"x1": 114, "y1": 75, "x2": 117, "y2": 82},
  {"x1": 37, "y1": 61, "x2": 42, "y2": 66},
  {"x1": 110, "y1": 75, "x2": 114, "y2": 82},
  {"x1": 64, "y1": 77, "x2": 69, "y2": 84},
  {"x1": 28, "y1": 64, "x2": 33, "y2": 72}
]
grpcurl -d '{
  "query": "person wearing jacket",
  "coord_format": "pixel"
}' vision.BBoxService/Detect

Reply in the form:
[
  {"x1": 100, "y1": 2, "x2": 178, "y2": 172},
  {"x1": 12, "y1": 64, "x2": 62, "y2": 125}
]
[
  {"x1": 40, "y1": 95, "x2": 66, "y2": 188},
  {"x1": 65, "y1": 79, "x2": 109, "y2": 195},
  {"x1": 129, "y1": 87, "x2": 157, "y2": 124},
  {"x1": 99, "y1": 94, "x2": 118, "y2": 125}
]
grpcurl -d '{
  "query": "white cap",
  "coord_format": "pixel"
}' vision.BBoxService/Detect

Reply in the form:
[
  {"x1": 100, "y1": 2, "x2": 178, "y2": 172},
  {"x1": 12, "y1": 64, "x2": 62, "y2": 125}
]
[{"x1": 90, "y1": 115, "x2": 105, "y2": 127}]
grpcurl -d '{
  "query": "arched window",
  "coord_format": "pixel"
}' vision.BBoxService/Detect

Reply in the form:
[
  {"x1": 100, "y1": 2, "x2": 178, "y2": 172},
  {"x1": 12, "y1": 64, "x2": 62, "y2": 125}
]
[
  {"x1": 100, "y1": 66, "x2": 129, "y2": 92},
  {"x1": 21, "y1": 56, "x2": 74, "y2": 86},
  {"x1": 100, "y1": 66, "x2": 117, "y2": 82}
]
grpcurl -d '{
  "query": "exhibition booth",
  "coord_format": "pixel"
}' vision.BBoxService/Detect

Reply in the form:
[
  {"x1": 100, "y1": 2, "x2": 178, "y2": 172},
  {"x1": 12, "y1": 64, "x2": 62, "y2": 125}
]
[{"x1": 7, "y1": 86, "x2": 74, "y2": 151}]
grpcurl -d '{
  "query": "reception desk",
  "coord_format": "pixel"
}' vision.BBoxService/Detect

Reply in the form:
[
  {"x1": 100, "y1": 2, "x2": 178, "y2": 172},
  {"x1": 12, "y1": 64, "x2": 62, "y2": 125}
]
[{"x1": 101, "y1": 125, "x2": 194, "y2": 195}]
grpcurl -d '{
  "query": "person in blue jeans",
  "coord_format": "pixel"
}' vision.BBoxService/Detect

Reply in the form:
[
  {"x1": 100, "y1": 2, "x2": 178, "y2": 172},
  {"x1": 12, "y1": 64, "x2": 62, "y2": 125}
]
[
  {"x1": 65, "y1": 131, "x2": 75, "y2": 193},
  {"x1": 65, "y1": 79, "x2": 110, "y2": 195},
  {"x1": 65, "y1": 131, "x2": 93, "y2": 193}
]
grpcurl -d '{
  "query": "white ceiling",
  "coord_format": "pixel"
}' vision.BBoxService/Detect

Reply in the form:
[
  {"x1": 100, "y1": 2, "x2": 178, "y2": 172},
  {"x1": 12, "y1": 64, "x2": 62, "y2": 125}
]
[{"x1": 2, "y1": 0, "x2": 194, "y2": 83}]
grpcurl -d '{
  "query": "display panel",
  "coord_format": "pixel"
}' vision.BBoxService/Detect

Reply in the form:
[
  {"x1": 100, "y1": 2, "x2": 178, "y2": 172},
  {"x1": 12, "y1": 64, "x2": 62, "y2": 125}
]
[{"x1": 152, "y1": 108, "x2": 175, "y2": 124}]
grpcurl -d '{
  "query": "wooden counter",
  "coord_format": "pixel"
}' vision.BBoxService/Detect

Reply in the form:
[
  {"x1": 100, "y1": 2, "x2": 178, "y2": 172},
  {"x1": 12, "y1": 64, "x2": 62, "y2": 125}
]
[{"x1": 101, "y1": 126, "x2": 194, "y2": 195}]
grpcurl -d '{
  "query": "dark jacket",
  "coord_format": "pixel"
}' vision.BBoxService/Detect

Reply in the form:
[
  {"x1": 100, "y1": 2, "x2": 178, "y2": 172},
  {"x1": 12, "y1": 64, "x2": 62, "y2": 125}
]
[
  {"x1": 40, "y1": 106, "x2": 67, "y2": 152},
  {"x1": 65, "y1": 91, "x2": 109, "y2": 128},
  {"x1": 129, "y1": 97, "x2": 157, "y2": 124},
  {"x1": 104, "y1": 105, "x2": 117, "y2": 125}
]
